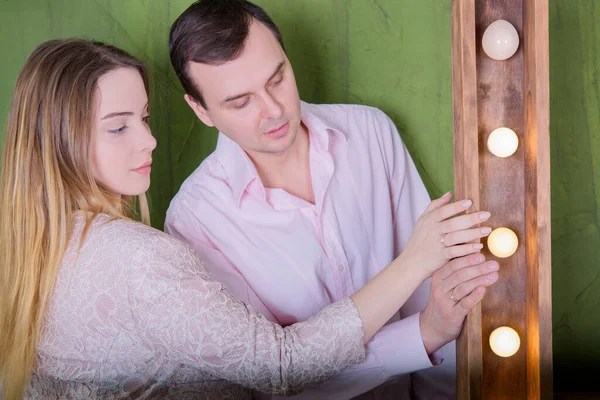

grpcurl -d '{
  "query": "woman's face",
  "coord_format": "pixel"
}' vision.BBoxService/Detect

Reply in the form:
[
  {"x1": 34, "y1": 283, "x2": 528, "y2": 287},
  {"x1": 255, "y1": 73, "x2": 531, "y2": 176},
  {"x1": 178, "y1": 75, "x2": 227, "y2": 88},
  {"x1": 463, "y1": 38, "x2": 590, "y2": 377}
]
[{"x1": 90, "y1": 67, "x2": 156, "y2": 196}]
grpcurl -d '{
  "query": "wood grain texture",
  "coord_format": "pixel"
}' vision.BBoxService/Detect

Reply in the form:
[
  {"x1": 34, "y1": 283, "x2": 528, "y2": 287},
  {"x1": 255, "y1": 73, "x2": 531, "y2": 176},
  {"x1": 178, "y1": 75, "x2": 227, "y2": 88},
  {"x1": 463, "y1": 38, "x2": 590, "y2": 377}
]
[
  {"x1": 452, "y1": 0, "x2": 552, "y2": 398},
  {"x1": 523, "y1": 0, "x2": 553, "y2": 399},
  {"x1": 451, "y1": 1, "x2": 482, "y2": 399},
  {"x1": 476, "y1": 1, "x2": 528, "y2": 399}
]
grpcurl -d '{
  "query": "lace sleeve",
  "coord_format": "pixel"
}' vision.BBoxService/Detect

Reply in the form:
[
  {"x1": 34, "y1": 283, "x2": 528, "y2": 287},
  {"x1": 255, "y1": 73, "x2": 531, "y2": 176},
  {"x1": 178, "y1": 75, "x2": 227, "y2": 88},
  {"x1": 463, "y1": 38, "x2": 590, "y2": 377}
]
[{"x1": 127, "y1": 236, "x2": 366, "y2": 395}]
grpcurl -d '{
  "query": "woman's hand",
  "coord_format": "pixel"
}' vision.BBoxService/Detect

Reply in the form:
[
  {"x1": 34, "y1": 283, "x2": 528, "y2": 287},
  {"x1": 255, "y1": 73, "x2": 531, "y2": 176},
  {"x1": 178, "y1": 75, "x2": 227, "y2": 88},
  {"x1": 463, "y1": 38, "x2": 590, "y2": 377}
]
[{"x1": 400, "y1": 191, "x2": 491, "y2": 279}]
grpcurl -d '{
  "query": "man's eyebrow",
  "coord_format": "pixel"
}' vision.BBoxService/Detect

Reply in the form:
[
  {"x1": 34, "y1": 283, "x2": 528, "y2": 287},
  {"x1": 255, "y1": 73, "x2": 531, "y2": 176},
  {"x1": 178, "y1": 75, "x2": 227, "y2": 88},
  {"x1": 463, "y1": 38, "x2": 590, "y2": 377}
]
[
  {"x1": 220, "y1": 61, "x2": 285, "y2": 106},
  {"x1": 266, "y1": 61, "x2": 285, "y2": 83}
]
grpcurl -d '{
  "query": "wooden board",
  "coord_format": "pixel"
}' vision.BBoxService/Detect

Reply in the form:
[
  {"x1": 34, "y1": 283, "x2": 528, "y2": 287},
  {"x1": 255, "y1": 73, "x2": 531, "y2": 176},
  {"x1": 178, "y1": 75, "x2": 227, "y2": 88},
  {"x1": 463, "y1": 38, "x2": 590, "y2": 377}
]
[{"x1": 451, "y1": 0, "x2": 552, "y2": 398}]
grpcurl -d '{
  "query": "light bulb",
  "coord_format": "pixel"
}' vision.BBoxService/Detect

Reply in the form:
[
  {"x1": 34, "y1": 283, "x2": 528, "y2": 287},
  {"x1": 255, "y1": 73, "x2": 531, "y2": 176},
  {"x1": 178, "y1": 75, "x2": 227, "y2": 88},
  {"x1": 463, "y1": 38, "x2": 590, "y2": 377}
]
[
  {"x1": 482, "y1": 20, "x2": 520, "y2": 61},
  {"x1": 487, "y1": 227, "x2": 518, "y2": 258},
  {"x1": 487, "y1": 127, "x2": 519, "y2": 157},
  {"x1": 489, "y1": 326, "x2": 520, "y2": 357}
]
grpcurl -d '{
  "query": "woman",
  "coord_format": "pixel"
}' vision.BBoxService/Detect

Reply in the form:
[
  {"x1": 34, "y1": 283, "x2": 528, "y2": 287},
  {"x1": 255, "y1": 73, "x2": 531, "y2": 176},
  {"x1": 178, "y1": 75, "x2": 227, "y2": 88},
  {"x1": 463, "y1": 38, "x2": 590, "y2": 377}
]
[{"x1": 0, "y1": 39, "x2": 493, "y2": 399}]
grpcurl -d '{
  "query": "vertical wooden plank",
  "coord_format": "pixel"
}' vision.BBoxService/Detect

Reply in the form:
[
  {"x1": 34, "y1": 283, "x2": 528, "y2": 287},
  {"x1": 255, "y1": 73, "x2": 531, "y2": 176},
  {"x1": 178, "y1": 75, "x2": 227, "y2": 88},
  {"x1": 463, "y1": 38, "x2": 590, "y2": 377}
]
[
  {"x1": 453, "y1": 0, "x2": 552, "y2": 399},
  {"x1": 475, "y1": 1, "x2": 528, "y2": 399},
  {"x1": 523, "y1": 0, "x2": 553, "y2": 399},
  {"x1": 451, "y1": 1, "x2": 482, "y2": 397}
]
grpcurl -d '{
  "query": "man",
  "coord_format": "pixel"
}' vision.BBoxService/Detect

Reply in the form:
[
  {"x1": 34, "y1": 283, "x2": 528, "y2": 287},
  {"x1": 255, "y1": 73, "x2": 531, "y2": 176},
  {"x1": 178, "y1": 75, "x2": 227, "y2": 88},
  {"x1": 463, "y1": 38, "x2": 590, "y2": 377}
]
[{"x1": 165, "y1": 1, "x2": 495, "y2": 398}]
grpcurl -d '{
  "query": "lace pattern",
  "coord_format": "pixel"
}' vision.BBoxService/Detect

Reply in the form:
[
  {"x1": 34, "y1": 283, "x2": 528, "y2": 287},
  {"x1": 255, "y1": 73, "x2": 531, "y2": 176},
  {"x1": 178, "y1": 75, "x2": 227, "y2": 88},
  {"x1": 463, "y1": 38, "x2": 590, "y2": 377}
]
[{"x1": 27, "y1": 214, "x2": 365, "y2": 398}]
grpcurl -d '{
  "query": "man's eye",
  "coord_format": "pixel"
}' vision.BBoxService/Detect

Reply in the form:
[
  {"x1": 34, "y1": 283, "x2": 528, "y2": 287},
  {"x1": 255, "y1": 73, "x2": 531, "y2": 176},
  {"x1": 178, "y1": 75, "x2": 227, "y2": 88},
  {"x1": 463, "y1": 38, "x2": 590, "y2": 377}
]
[
  {"x1": 271, "y1": 77, "x2": 283, "y2": 86},
  {"x1": 233, "y1": 99, "x2": 250, "y2": 109}
]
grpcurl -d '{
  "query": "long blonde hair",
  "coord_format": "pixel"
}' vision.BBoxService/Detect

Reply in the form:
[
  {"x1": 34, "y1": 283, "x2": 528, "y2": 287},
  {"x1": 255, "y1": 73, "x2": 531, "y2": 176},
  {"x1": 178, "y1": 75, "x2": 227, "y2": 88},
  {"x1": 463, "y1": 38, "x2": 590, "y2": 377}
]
[{"x1": 0, "y1": 39, "x2": 151, "y2": 399}]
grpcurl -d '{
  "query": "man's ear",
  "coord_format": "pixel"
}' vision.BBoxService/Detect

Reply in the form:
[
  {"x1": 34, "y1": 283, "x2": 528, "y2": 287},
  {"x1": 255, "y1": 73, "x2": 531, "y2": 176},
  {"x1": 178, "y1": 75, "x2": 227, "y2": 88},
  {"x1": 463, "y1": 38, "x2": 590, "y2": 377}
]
[{"x1": 184, "y1": 94, "x2": 215, "y2": 127}]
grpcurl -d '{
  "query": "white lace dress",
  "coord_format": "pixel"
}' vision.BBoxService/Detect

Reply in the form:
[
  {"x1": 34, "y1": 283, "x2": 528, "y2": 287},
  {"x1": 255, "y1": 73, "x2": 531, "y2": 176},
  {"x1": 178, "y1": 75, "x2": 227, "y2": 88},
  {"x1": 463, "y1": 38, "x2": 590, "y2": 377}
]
[{"x1": 27, "y1": 214, "x2": 365, "y2": 399}]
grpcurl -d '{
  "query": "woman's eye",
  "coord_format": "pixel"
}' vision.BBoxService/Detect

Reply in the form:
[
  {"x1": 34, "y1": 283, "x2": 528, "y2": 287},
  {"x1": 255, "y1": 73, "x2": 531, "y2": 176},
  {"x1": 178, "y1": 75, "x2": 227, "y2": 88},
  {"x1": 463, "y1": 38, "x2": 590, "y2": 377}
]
[{"x1": 108, "y1": 125, "x2": 127, "y2": 134}]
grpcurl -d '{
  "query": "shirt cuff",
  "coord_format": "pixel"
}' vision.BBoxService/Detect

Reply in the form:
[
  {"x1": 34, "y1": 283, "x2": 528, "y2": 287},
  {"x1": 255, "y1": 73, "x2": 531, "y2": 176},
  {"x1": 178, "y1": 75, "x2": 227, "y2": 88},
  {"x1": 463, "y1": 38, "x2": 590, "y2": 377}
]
[
  {"x1": 369, "y1": 312, "x2": 439, "y2": 378},
  {"x1": 429, "y1": 349, "x2": 444, "y2": 365}
]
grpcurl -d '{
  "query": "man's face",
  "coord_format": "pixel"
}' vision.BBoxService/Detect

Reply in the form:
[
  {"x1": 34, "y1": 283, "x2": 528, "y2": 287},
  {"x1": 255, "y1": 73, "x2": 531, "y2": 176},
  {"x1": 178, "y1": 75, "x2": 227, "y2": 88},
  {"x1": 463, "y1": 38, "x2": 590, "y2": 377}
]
[{"x1": 185, "y1": 20, "x2": 302, "y2": 158}]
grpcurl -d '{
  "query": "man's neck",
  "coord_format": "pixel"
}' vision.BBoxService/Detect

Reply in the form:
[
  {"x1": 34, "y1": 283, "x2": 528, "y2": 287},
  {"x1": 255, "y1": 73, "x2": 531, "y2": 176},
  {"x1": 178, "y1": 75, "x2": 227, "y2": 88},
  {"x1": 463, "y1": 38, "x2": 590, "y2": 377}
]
[{"x1": 247, "y1": 123, "x2": 315, "y2": 203}]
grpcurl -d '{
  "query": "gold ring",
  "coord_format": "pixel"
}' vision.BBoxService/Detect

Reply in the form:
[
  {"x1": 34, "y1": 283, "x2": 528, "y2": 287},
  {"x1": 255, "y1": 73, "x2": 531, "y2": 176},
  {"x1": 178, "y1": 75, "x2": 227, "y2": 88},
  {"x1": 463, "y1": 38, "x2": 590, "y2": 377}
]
[{"x1": 450, "y1": 287, "x2": 458, "y2": 302}]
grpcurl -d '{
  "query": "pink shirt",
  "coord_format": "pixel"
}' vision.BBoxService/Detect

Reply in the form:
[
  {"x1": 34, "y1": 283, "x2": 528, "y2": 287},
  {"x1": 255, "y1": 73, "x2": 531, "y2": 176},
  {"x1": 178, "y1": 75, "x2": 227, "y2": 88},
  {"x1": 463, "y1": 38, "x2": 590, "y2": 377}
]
[{"x1": 166, "y1": 102, "x2": 456, "y2": 399}]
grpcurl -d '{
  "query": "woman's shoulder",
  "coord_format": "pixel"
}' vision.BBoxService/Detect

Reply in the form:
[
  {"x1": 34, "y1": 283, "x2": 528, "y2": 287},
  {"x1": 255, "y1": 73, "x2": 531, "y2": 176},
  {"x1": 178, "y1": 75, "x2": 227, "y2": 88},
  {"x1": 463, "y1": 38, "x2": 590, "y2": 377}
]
[{"x1": 71, "y1": 213, "x2": 199, "y2": 264}]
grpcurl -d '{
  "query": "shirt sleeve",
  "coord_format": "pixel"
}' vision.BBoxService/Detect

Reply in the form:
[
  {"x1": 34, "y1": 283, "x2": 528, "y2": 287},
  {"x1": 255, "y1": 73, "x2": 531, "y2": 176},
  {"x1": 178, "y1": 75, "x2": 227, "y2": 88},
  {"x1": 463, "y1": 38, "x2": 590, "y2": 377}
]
[
  {"x1": 375, "y1": 109, "x2": 456, "y2": 397},
  {"x1": 127, "y1": 237, "x2": 366, "y2": 396},
  {"x1": 166, "y1": 205, "x2": 278, "y2": 322},
  {"x1": 166, "y1": 195, "x2": 437, "y2": 399},
  {"x1": 274, "y1": 313, "x2": 435, "y2": 400}
]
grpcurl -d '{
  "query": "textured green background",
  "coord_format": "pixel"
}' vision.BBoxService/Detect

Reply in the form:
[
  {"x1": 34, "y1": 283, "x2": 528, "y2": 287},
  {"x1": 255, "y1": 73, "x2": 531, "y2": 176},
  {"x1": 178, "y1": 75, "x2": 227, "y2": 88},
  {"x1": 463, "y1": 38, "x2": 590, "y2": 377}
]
[{"x1": 0, "y1": 0, "x2": 598, "y2": 393}]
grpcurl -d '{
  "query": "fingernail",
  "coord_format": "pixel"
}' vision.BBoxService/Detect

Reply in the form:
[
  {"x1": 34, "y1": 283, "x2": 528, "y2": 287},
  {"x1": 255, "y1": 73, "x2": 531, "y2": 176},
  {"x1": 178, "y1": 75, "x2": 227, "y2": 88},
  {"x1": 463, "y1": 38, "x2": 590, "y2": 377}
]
[
  {"x1": 488, "y1": 272, "x2": 499, "y2": 282},
  {"x1": 473, "y1": 243, "x2": 484, "y2": 249},
  {"x1": 479, "y1": 212, "x2": 491, "y2": 220},
  {"x1": 481, "y1": 227, "x2": 492, "y2": 235},
  {"x1": 462, "y1": 200, "x2": 473, "y2": 208},
  {"x1": 487, "y1": 262, "x2": 499, "y2": 271}
]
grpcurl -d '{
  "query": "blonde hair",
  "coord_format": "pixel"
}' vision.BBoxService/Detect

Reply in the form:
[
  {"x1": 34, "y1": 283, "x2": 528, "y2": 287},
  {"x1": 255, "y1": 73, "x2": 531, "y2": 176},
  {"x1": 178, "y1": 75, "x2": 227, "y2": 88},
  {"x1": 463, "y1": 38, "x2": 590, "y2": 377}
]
[{"x1": 0, "y1": 39, "x2": 151, "y2": 399}]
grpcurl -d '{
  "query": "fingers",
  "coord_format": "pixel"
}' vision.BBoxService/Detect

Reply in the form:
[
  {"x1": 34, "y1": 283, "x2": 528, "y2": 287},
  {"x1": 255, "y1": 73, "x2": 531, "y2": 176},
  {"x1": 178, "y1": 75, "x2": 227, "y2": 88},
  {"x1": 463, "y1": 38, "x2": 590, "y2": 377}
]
[
  {"x1": 430, "y1": 198, "x2": 473, "y2": 222},
  {"x1": 442, "y1": 242, "x2": 484, "y2": 260},
  {"x1": 422, "y1": 191, "x2": 453, "y2": 214},
  {"x1": 443, "y1": 227, "x2": 492, "y2": 247},
  {"x1": 449, "y1": 267, "x2": 499, "y2": 300},
  {"x1": 434, "y1": 253, "x2": 486, "y2": 281},
  {"x1": 440, "y1": 211, "x2": 491, "y2": 233},
  {"x1": 456, "y1": 286, "x2": 487, "y2": 315},
  {"x1": 444, "y1": 260, "x2": 499, "y2": 290}
]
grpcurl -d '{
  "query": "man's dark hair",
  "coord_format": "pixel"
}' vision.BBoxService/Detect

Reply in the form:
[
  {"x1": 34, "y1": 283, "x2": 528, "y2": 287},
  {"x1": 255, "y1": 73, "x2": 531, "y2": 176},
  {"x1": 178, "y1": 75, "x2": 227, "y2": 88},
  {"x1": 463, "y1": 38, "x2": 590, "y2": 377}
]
[{"x1": 169, "y1": 0, "x2": 286, "y2": 109}]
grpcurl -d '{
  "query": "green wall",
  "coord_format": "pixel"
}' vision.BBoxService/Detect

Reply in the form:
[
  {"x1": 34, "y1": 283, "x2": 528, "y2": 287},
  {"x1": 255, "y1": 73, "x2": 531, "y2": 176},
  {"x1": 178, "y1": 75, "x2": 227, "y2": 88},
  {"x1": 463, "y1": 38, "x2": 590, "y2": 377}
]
[
  {"x1": 549, "y1": 1, "x2": 600, "y2": 393},
  {"x1": 0, "y1": 0, "x2": 597, "y2": 393}
]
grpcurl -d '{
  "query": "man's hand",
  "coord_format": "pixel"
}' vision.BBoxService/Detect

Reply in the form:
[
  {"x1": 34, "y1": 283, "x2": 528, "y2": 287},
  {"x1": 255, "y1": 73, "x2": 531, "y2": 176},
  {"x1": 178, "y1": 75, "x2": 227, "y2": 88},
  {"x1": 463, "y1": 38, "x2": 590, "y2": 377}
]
[{"x1": 419, "y1": 253, "x2": 499, "y2": 355}]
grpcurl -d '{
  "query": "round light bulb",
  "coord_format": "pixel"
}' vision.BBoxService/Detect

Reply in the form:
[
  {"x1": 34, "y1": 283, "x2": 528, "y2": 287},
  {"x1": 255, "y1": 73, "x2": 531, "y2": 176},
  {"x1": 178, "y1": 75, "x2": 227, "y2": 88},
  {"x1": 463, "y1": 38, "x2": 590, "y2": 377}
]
[
  {"x1": 487, "y1": 127, "x2": 519, "y2": 157},
  {"x1": 489, "y1": 326, "x2": 521, "y2": 357},
  {"x1": 487, "y1": 227, "x2": 518, "y2": 258},
  {"x1": 482, "y1": 20, "x2": 520, "y2": 60}
]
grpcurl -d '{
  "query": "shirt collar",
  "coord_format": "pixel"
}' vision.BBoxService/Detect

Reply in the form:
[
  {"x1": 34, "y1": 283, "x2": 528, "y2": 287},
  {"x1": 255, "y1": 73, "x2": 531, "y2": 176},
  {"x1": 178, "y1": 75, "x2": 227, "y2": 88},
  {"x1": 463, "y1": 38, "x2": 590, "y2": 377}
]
[
  {"x1": 215, "y1": 101, "x2": 347, "y2": 208},
  {"x1": 214, "y1": 133, "x2": 263, "y2": 208}
]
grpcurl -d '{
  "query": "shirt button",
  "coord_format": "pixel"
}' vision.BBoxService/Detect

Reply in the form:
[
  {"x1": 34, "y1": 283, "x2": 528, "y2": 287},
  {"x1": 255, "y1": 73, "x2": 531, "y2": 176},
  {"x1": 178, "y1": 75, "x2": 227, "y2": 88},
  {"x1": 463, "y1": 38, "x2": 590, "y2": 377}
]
[{"x1": 338, "y1": 264, "x2": 344, "y2": 271}]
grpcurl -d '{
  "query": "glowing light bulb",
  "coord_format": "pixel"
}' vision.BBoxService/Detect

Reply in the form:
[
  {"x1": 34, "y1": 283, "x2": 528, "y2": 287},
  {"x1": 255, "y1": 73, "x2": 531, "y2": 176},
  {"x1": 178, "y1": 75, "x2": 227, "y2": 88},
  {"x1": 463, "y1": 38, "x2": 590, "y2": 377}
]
[
  {"x1": 487, "y1": 127, "x2": 519, "y2": 157},
  {"x1": 487, "y1": 227, "x2": 518, "y2": 258},
  {"x1": 489, "y1": 326, "x2": 521, "y2": 357},
  {"x1": 482, "y1": 20, "x2": 520, "y2": 61}
]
